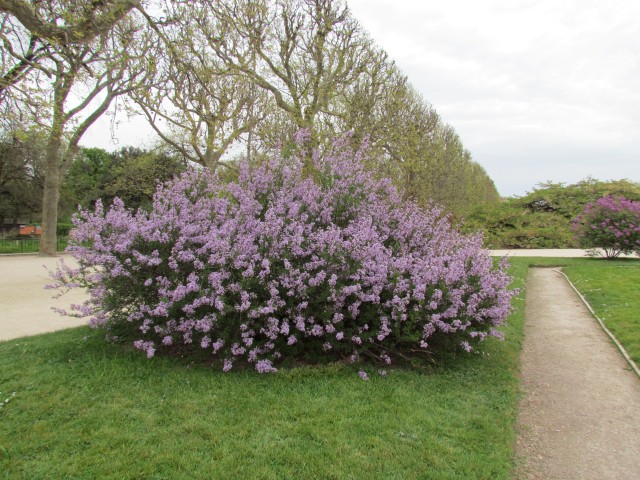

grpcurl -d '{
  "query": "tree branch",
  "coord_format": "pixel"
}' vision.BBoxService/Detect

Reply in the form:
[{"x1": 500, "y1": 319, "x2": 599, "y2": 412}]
[
  {"x1": 60, "y1": 88, "x2": 115, "y2": 174},
  {"x1": 0, "y1": 0, "x2": 139, "y2": 45}
]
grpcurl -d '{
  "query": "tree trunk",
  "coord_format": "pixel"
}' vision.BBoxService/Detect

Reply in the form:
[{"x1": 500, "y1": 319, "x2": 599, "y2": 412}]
[
  {"x1": 39, "y1": 140, "x2": 62, "y2": 256},
  {"x1": 205, "y1": 150, "x2": 223, "y2": 171}
]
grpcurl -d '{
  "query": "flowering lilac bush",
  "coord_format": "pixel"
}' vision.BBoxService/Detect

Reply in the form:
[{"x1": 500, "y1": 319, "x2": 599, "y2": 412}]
[
  {"x1": 572, "y1": 195, "x2": 640, "y2": 259},
  {"x1": 51, "y1": 134, "x2": 516, "y2": 372}
]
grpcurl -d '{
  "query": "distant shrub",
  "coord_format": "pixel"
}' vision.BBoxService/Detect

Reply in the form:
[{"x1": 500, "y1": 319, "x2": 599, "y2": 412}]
[
  {"x1": 462, "y1": 202, "x2": 576, "y2": 249},
  {"x1": 51, "y1": 134, "x2": 516, "y2": 373},
  {"x1": 572, "y1": 195, "x2": 640, "y2": 258},
  {"x1": 463, "y1": 178, "x2": 640, "y2": 249},
  {"x1": 57, "y1": 222, "x2": 74, "y2": 236}
]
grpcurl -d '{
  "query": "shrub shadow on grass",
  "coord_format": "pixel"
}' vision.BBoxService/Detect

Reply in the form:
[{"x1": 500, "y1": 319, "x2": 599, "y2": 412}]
[{"x1": 3, "y1": 318, "x2": 513, "y2": 388}]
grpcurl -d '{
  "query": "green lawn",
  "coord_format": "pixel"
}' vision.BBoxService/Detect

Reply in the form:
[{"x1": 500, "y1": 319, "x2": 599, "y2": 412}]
[
  {"x1": 0, "y1": 238, "x2": 67, "y2": 254},
  {"x1": 0, "y1": 326, "x2": 524, "y2": 479},
  {"x1": 563, "y1": 260, "x2": 640, "y2": 366},
  {"x1": 3, "y1": 256, "x2": 636, "y2": 479},
  {"x1": 0, "y1": 261, "x2": 528, "y2": 480}
]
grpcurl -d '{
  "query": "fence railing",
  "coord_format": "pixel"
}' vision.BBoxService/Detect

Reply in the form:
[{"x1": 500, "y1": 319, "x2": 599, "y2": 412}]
[{"x1": 0, "y1": 237, "x2": 68, "y2": 254}]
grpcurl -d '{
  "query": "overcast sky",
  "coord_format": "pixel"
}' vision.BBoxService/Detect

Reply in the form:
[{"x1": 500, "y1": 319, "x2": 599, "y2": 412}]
[
  {"x1": 347, "y1": 0, "x2": 640, "y2": 196},
  {"x1": 83, "y1": 0, "x2": 640, "y2": 197}
]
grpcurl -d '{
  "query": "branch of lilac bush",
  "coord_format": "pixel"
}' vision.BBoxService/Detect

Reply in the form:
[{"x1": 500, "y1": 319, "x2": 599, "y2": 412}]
[{"x1": 51, "y1": 132, "x2": 517, "y2": 373}]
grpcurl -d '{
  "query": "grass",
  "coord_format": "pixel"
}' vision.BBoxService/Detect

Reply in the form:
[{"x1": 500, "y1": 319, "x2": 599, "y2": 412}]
[
  {"x1": 3, "y1": 256, "x2": 635, "y2": 479},
  {"x1": 0, "y1": 330, "x2": 523, "y2": 480},
  {"x1": 0, "y1": 261, "x2": 528, "y2": 480},
  {"x1": 0, "y1": 238, "x2": 67, "y2": 254},
  {"x1": 563, "y1": 260, "x2": 640, "y2": 365}
]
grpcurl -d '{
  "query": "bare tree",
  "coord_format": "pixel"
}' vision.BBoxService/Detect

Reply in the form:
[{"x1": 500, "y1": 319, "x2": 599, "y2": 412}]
[
  {"x1": 131, "y1": 1, "x2": 269, "y2": 171},
  {"x1": 197, "y1": 0, "x2": 374, "y2": 154},
  {"x1": 0, "y1": 0, "x2": 141, "y2": 96},
  {"x1": 1, "y1": 4, "x2": 150, "y2": 254},
  {"x1": 338, "y1": 63, "x2": 499, "y2": 213},
  {"x1": 0, "y1": 0, "x2": 139, "y2": 44}
]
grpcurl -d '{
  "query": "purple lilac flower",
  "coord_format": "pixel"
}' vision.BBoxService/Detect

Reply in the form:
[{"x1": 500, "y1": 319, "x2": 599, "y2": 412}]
[
  {"x1": 255, "y1": 359, "x2": 277, "y2": 373},
  {"x1": 51, "y1": 132, "x2": 516, "y2": 370},
  {"x1": 223, "y1": 359, "x2": 233, "y2": 372}
]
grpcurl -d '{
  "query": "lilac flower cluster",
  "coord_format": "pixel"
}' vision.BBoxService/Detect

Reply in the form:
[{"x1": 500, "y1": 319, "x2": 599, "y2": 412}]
[
  {"x1": 52, "y1": 135, "x2": 516, "y2": 372},
  {"x1": 572, "y1": 195, "x2": 640, "y2": 258}
]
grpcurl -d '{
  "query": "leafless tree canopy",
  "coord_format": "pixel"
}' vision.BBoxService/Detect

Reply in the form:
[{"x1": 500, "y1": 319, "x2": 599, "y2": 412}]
[
  {"x1": 0, "y1": 0, "x2": 500, "y2": 254},
  {"x1": 0, "y1": 0, "x2": 139, "y2": 44}
]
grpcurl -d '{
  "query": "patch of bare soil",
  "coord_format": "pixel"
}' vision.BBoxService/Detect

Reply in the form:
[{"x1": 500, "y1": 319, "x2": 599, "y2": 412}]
[{"x1": 514, "y1": 268, "x2": 640, "y2": 479}]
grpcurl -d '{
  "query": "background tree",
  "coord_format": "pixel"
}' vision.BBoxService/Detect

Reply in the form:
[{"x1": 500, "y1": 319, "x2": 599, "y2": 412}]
[
  {"x1": 337, "y1": 65, "x2": 499, "y2": 214},
  {"x1": 133, "y1": 0, "x2": 499, "y2": 214},
  {"x1": 200, "y1": 0, "x2": 375, "y2": 154},
  {"x1": 131, "y1": 1, "x2": 269, "y2": 172},
  {"x1": 0, "y1": 128, "x2": 45, "y2": 225},
  {"x1": 3, "y1": 0, "x2": 503, "y2": 241},
  {"x1": 0, "y1": 2, "x2": 150, "y2": 254},
  {"x1": 60, "y1": 146, "x2": 186, "y2": 216},
  {"x1": 520, "y1": 179, "x2": 640, "y2": 220},
  {"x1": 0, "y1": 0, "x2": 140, "y2": 95},
  {"x1": 59, "y1": 147, "x2": 113, "y2": 217},
  {"x1": 102, "y1": 147, "x2": 186, "y2": 211},
  {"x1": 0, "y1": 0, "x2": 138, "y2": 44}
]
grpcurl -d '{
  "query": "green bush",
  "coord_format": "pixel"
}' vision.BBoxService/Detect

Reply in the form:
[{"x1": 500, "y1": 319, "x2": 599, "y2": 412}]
[
  {"x1": 462, "y1": 203, "x2": 576, "y2": 249},
  {"x1": 572, "y1": 195, "x2": 640, "y2": 258},
  {"x1": 56, "y1": 222, "x2": 74, "y2": 236},
  {"x1": 463, "y1": 179, "x2": 640, "y2": 249}
]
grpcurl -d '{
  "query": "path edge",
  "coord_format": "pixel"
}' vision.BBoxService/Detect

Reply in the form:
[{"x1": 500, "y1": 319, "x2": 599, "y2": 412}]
[{"x1": 554, "y1": 267, "x2": 640, "y2": 379}]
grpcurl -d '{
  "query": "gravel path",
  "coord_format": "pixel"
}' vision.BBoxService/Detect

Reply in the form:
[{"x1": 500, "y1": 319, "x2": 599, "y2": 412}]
[
  {"x1": 0, "y1": 255, "x2": 87, "y2": 341},
  {"x1": 514, "y1": 268, "x2": 640, "y2": 479}
]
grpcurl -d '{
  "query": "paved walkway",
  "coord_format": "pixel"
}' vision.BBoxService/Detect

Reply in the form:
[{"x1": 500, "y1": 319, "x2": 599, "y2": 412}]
[
  {"x1": 491, "y1": 248, "x2": 637, "y2": 258},
  {"x1": 0, "y1": 255, "x2": 87, "y2": 341},
  {"x1": 492, "y1": 249, "x2": 593, "y2": 257},
  {"x1": 515, "y1": 268, "x2": 640, "y2": 479}
]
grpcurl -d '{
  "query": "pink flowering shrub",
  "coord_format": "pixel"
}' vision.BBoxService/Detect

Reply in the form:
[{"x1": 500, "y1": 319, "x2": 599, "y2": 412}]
[
  {"x1": 572, "y1": 195, "x2": 640, "y2": 259},
  {"x1": 51, "y1": 135, "x2": 516, "y2": 372}
]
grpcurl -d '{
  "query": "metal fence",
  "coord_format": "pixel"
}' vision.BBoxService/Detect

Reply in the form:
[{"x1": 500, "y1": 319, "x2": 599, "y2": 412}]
[{"x1": 0, "y1": 237, "x2": 68, "y2": 254}]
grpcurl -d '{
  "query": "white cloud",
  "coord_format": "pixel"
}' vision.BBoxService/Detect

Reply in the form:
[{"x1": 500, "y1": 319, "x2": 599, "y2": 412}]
[
  {"x1": 348, "y1": 0, "x2": 640, "y2": 195},
  {"x1": 82, "y1": 112, "x2": 157, "y2": 151}
]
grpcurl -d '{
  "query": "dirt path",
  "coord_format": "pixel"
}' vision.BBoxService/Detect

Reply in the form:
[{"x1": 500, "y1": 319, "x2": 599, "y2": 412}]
[
  {"x1": 515, "y1": 268, "x2": 640, "y2": 479},
  {"x1": 0, "y1": 255, "x2": 87, "y2": 342}
]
